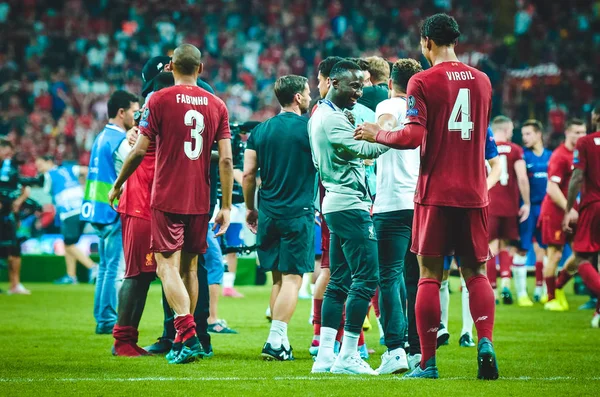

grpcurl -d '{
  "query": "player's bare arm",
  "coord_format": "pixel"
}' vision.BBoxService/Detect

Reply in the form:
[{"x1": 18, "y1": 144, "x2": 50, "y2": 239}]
[
  {"x1": 562, "y1": 168, "x2": 583, "y2": 233},
  {"x1": 487, "y1": 157, "x2": 501, "y2": 190},
  {"x1": 108, "y1": 134, "x2": 150, "y2": 209},
  {"x1": 546, "y1": 179, "x2": 568, "y2": 211},
  {"x1": 242, "y1": 148, "x2": 258, "y2": 234},
  {"x1": 214, "y1": 138, "x2": 233, "y2": 237},
  {"x1": 514, "y1": 158, "x2": 531, "y2": 222},
  {"x1": 377, "y1": 113, "x2": 398, "y2": 131}
]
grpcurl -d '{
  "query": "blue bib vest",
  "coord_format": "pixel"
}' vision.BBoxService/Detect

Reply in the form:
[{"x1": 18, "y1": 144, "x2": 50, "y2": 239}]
[
  {"x1": 48, "y1": 166, "x2": 84, "y2": 221},
  {"x1": 80, "y1": 124, "x2": 126, "y2": 225}
]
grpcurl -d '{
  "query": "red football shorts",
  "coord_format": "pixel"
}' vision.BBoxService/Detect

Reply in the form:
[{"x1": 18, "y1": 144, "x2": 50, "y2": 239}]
[
  {"x1": 572, "y1": 201, "x2": 600, "y2": 254},
  {"x1": 488, "y1": 215, "x2": 519, "y2": 241},
  {"x1": 411, "y1": 204, "x2": 490, "y2": 262},
  {"x1": 151, "y1": 209, "x2": 210, "y2": 254},
  {"x1": 320, "y1": 217, "x2": 330, "y2": 269},
  {"x1": 121, "y1": 214, "x2": 156, "y2": 278},
  {"x1": 540, "y1": 209, "x2": 567, "y2": 246}
]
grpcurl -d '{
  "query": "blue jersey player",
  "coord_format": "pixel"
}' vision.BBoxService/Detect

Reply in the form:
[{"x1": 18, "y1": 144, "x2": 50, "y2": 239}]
[{"x1": 514, "y1": 120, "x2": 552, "y2": 303}]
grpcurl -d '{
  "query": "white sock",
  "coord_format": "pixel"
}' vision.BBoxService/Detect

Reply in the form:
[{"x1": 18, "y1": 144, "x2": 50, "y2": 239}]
[
  {"x1": 501, "y1": 277, "x2": 511, "y2": 290},
  {"x1": 310, "y1": 283, "x2": 315, "y2": 295},
  {"x1": 310, "y1": 298, "x2": 314, "y2": 319},
  {"x1": 460, "y1": 277, "x2": 473, "y2": 336},
  {"x1": 440, "y1": 280, "x2": 450, "y2": 327},
  {"x1": 512, "y1": 254, "x2": 528, "y2": 298},
  {"x1": 223, "y1": 272, "x2": 235, "y2": 289},
  {"x1": 315, "y1": 327, "x2": 337, "y2": 362},
  {"x1": 376, "y1": 316, "x2": 384, "y2": 339},
  {"x1": 340, "y1": 331, "x2": 359, "y2": 360},
  {"x1": 534, "y1": 285, "x2": 543, "y2": 297},
  {"x1": 266, "y1": 320, "x2": 287, "y2": 349},
  {"x1": 300, "y1": 273, "x2": 311, "y2": 296}
]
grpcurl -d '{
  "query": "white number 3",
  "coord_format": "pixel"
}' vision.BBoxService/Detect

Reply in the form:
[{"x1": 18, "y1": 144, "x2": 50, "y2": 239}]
[
  {"x1": 448, "y1": 88, "x2": 473, "y2": 140},
  {"x1": 184, "y1": 109, "x2": 205, "y2": 160}
]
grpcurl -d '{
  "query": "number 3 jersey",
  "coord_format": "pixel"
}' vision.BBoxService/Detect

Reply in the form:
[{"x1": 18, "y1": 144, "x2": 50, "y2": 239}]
[
  {"x1": 489, "y1": 141, "x2": 524, "y2": 217},
  {"x1": 405, "y1": 61, "x2": 492, "y2": 208},
  {"x1": 139, "y1": 84, "x2": 231, "y2": 215}
]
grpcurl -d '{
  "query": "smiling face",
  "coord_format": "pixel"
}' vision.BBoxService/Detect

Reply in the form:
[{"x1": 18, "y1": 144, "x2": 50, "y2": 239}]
[{"x1": 331, "y1": 69, "x2": 364, "y2": 109}]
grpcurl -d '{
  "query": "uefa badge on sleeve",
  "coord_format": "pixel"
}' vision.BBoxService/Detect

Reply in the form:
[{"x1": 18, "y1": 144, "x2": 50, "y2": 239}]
[
  {"x1": 407, "y1": 95, "x2": 418, "y2": 117},
  {"x1": 139, "y1": 107, "x2": 150, "y2": 128}
]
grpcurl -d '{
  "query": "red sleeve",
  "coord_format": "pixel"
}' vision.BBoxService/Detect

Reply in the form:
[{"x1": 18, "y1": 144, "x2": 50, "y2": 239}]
[
  {"x1": 139, "y1": 93, "x2": 160, "y2": 142},
  {"x1": 405, "y1": 76, "x2": 427, "y2": 127},
  {"x1": 548, "y1": 155, "x2": 568, "y2": 184},
  {"x1": 514, "y1": 144, "x2": 524, "y2": 161},
  {"x1": 375, "y1": 123, "x2": 425, "y2": 149},
  {"x1": 215, "y1": 101, "x2": 232, "y2": 141},
  {"x1": 310, "y1": 103, "x2": 318, "y2": 116},
  {"x1": 573, "y1": 138, "x2": 586, "y2": 171}
]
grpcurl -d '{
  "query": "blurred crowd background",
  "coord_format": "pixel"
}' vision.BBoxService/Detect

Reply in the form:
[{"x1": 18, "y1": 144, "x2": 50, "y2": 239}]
[{"x1": 1, "y1": 0, "x2": 599, "y2": 172}]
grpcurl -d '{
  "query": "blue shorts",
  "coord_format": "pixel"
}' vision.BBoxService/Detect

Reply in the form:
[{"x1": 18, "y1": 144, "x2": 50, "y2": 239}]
[
  {"x1": 204, "y1": 225, "x2": 224, "y2": 285},
  {"x1": 519, "y1": 204, "x2": 546, "y2": 250},
  {"x1": 444, "y1": 256, "x2": 461, "y2": 270},
  {"x1": 222, "y1": 223, "x2": 244, "y2": 247},
  {"x1": 314, "y1": 216, "x2": 322, "y2": 256}
]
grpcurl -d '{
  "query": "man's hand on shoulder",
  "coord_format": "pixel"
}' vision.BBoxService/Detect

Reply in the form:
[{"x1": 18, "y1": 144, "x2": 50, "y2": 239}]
[
  {"x1": 354, "y1": 122, "x2": 379, "y2": 143},
  {"x1": 213, "y1": 207, "x2": 231, "y2": 237}
]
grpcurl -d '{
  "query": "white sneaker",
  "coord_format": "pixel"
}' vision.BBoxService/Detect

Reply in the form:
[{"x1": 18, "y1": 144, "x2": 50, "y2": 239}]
[
  {"x1": 330, "y1": 353, "x2": 378, "y2": 375},
  {"x1": 592, "y1": 312, "x2": 600, "y2": 328},
  {"x1": 8, "y1": 283, "x2": 31, "y2": 295},
  {"x1": 376, "y1": 347, "x2": 409, "y2": 375},
  {"x1": 408, "y1": 353, "x2": 422, "y2": 370},
  {"x1": 311, "y1": 354, "x2": 336, "y2": 373}
]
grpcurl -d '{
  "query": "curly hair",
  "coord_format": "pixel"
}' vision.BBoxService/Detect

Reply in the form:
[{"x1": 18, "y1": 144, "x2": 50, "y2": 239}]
[
  {"x1": 391, "y1": 59, "x2": 423, "y2": 92},
  {"x1": 420, "y1": 13, "x2": 461, "y2": 46}
]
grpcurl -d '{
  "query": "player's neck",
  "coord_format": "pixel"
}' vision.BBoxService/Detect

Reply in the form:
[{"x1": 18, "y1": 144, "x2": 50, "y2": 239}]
[
  {"x1": 565, "y1": 141, "x2": 575, "y2": 151},
  {"x1": 532, "y1": 142, "x2": 544, "y2": 155},
  {"x1": 390, "y1": 88, "x2": 406, "y2": 98},
  {"x1": 175, "y1": 76, "x2": 198, "y2": 86},
  {"x1": 431, "y1": 47, "x2": 459, "y2": 66},
  {"x1": 325, "y1": 90, "x2": 344, "y2": 110},
  {"x1": 280, "y1": 106, "x2": 301, "y2": 116},
  {"x1": 108, "y1": 118, "x2": 126, "y2": 131}
]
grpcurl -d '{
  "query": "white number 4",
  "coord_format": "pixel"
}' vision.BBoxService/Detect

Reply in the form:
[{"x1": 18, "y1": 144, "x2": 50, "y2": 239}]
[
  {"x1": 448, "y1": 88, "x2": 473, "y2": 140},
  {"x1": 184, "y1": 109, "x2": 205, "y2": 160}
]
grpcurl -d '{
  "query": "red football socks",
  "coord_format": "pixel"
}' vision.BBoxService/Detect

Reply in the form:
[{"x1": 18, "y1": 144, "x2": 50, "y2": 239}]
[
  {"x1": 372, "y1": 289, "x2": 381, "y2": 318},
  {"x1": 535, "y1": 261, "x2": 544, "y2": 287},
  {"x1": 499, "y1": 251, "x2": 512, "y2": 279},
  {"x1": 556, "y1": 269, "x2": 574, "y2": 290},
  {"x1": 466, "y1": 274, "x2": 495, "y2": 342},
  {"x1": 486, "y1": 257, "x2": 497, "y2": 289},
  {"x1": 578, "y1": 262, "x2": 600, "y2": 296},
  {"x1": 358, "y1": 330, "x2": 365, "y2": 347},
  {"x1": 174, "y1": 314, "x2": 196, "y2": 342},
  {"x1": 313, "y1": 298, "x2": 323, "y2": 336},
  {"x1": 415, "y1": 278, "x2": 441, "y2": 369},
  {"x1": 545, "y1": 276, "x2": 557, "y2": 301},
  {"x1": 113, "y1": 325, "x2": 143, "y2": 357}
]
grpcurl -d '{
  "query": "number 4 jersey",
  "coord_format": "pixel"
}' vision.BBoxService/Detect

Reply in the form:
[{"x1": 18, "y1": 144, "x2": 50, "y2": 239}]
[
  {"x1": 489, "y1": 141, "x2": 524, "y2": 217},
  {"x1": 405, "y1": 61, "x2": 492, "y2": 208},
  {"x1": 139, "y1": 84, "x2": 231, "y2": 215}
]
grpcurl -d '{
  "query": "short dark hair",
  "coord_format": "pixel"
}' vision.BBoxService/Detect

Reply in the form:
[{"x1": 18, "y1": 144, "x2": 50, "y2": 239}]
[
  {"x1": 522, "y1": 119, "x2": 544, "y2": 133},
  {"x1": 346, "y1": 57, "x2": 369, "y2": 71},
  {"x1": 153, "y1": 72, "x2": 175, "y2": 92},
  {"x1": 420, "y1": 13, "x2": 461, "y2": 46},
  {"x1": 274, "y1": 75, "x2": 308, "y2": 107},
  {"x1": 391, "y1": 59, "x2": 423, "y2": 92},
  {"x1": 107, "y1": 90, "x2": 139, "y2": 119},
  {"x1": 318, "y1": 56, "x2": 344, "y2": 78},
  {"x1": 0, "y1": 138, "x2": 13, "y2": 149},
  {"x1": 566, "y1": 118, "x2": 585, "y2": 129},
  {"x1": 329, "y1": 60, "x2": 362, "y2": 80}
]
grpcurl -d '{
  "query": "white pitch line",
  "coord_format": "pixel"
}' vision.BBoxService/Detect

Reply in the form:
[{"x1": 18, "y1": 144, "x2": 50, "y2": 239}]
[{"x1": 1, "y1": 376, "x2": 600, "y2": 383}]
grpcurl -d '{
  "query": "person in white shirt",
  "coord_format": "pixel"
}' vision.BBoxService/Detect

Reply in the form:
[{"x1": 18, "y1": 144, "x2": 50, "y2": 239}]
[{"x1": 371, "y1": 59, "x2": 423, "y2": 375}]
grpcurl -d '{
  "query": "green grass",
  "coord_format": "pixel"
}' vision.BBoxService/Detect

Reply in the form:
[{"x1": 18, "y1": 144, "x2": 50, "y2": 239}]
[{"x1": 1, "y1": 278, "x2": 599, "y2": 396}]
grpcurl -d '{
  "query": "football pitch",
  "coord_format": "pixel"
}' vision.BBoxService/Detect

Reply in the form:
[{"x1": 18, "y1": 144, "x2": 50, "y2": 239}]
[{"x1": 1, "y1": 278, "x2": 598, "y2": 396}]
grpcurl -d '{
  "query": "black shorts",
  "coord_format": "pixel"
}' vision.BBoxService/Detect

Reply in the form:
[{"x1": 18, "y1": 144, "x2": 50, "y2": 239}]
[
  {"x1": 61, "y1": 215, "x2": 84, "y2": 245},
  {"x1": 256, "y1": 211, "x2": 314, "y2": 275},
  {"x1": 0, "y1": 215, "x2": 20, "y2": 258}
]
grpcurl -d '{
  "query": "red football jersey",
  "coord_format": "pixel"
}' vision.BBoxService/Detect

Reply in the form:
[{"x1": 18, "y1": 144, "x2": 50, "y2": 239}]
[
  {"x1": 406, "y1": 61, "x2": 492, "y2": 208},
  {"x1": 541, "y1": 143, "x2": 573, "y2": 214},
  {"x1": 140, "y1": 85, "x2": 231, "y2": 215},
  {"x1": 489, "y1": 142, "x2": 524, "y2": 216},
  {"x1": 118, "y1": 142, "x2": 155, "y2": 220},
  {"x1": 574, "y1": 131, "x2": 600, "y2": 210}
]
